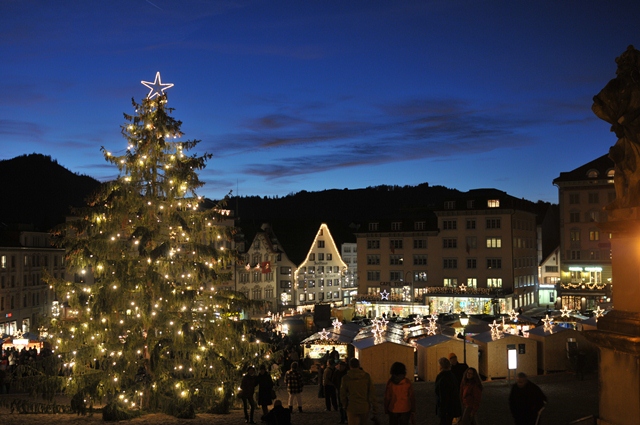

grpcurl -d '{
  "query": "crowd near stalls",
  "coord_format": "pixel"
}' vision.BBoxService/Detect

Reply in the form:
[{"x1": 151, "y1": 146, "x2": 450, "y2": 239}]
[{"x1": 416, "y1": 335, "x2": 480, "y2": 382}]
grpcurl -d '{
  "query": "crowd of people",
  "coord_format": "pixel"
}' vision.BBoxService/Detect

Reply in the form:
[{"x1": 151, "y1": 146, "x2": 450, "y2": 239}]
[{"x1": 239, "y1": 345, "x2": 548, "y2": 425}]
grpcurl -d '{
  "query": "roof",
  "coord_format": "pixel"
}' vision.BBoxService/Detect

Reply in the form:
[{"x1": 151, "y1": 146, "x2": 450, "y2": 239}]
[
  {"x1": 553, "y1": 154, "x2": 613, "y2": 184},
  {"x1": 415, "y1": 334, "x2": 456, "y2": 348},
  {"x1": 527, "y1": 325, "x2": 570, "y2": 337},
  {"x1": 351, "y1": 336, "x2": 414, "y2": 350},
  {"x1": 471, "y1": 330, "x2": 532, "y2": 344}
]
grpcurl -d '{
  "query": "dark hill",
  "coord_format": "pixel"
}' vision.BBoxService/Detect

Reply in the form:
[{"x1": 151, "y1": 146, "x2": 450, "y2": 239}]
[{"x1": 0, "y1": 154, "x2": 101, "y2": 231}]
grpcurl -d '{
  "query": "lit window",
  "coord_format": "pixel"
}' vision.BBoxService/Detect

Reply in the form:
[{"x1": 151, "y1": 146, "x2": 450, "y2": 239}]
[{"x1": 487, "y1": 199, "x2": 500, "y2": 208}]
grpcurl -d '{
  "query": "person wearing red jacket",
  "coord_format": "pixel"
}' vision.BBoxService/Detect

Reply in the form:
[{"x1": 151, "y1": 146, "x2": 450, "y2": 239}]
[
  {"x1": 459, "y1": 367, "x2": 483, "y2": 425},
  {"x1": 383, "y1": 362, "x2": 416, "y2": 425}
]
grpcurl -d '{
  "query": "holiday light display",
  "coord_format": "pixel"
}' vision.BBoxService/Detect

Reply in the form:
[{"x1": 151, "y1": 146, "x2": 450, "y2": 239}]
[{"x1": 26, "y1": 74, "x2": 265, "y2": 419}]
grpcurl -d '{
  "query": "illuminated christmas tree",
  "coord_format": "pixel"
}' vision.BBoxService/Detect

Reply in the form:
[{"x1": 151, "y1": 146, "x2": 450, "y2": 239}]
[{"x1": 23, "y1": 73, "x2": 266, "y2": 418}]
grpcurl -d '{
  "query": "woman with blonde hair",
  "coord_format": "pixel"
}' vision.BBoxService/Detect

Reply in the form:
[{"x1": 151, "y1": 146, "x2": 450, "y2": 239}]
[{"x1": 459, "y1": 367, "x2": 483, "y2": 425}]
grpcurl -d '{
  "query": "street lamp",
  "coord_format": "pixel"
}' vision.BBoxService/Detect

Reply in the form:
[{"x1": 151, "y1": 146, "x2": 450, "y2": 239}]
[{"x1": 460, "y1": 312, "x2": 469, "y2": 365}]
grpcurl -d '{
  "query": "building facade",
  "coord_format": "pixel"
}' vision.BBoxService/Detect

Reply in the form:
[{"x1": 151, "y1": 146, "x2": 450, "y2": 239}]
[
  {"x1": 354, "y1": 190, "x2": 540, "y2": 317},
  {"x1": 553, "y1": 154, "x2": 614, "y2": 312},
  {"x1": 295, "y1": 223, "x2": 348, "y2": 309},
  {"x1": 341, "y1": 242, "x2": 359, "y2": 306},
  {"x1": 538, "y1": 247, "x2": 560, "y2": 307},
  {"x1": 0, "y1": 231, "x2": 63, "y2": 336},
  {"x1": 237, "y1": 223, "x2": 297, "y2": 314}
]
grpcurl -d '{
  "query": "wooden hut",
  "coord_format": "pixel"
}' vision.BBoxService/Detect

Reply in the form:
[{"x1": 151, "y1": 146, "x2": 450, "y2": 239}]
[
  {"x1": 415, "y1": 334, "x2": 479, "y2": 382},
  {"x1": 527, "y1": 325, "x2": 596, "y2": 374},
  {"x1": 470, "y1": 331, "x2": 537, "y2": 380},
  {"x1": 351, "y1": 336, "x2": 415, "y2": 385},
  {"x1": 301, "y1": 322, "x2": 361, "y2": 360}
]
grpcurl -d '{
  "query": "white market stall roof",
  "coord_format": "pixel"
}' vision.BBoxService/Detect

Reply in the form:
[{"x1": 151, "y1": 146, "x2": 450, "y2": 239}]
[
  {"x1": 527, "y1": 324, "x2": 570, "y2": 337},
  {"x1": 300, "y1": 322, "x2": 362, "y2": 345},
  {"x1": 415, "y1": 334, "x2": 455, "y2": 348},
  {"x1": 351, "y1": 335, "x2": 414, "y2": 350}
]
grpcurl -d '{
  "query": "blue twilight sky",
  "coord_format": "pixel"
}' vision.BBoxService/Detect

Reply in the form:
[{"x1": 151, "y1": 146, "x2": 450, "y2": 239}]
[{"x1": 1, "y1": 1, "x2": 639, "y2": 203}]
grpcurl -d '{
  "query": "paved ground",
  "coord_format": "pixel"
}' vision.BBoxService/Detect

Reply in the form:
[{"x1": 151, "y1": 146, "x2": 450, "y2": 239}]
[{"x1": 0, "y1": 370, "x2": 597, "y2": 424}]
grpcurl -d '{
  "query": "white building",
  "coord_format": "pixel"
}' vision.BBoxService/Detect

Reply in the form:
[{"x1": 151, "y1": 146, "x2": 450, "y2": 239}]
[
  {"x1": 295, "y1": 223, "x2": 348, "y2": 309},
  {"x1": 538, "y1": 247, "x2": 560, "y2": 307},
  {"x1": 341, "y1": 242, "x2": 358, "y2": 306}
]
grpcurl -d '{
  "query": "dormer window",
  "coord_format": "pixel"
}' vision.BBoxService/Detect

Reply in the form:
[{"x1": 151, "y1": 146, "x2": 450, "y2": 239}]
[{"x1": 587, "y1": 169, "x2": 599, "y2": 178}]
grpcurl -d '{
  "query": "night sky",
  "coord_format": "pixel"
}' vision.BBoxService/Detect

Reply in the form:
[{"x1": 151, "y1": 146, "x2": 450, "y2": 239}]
[{"x1": 2, "y1": 1, "x2": 639, "y2": 203}]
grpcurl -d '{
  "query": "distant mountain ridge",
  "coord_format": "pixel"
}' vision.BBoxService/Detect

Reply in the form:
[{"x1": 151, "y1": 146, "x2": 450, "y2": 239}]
[
  {"x1": 0, "y1": 154, "x2": 557, "y2": 264},
  {"x1": 0, "y1": 154, "x2": 101, "y2": 231}
]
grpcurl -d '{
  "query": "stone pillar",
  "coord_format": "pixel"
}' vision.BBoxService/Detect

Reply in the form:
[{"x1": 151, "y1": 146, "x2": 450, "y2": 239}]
[{"x1": 587, "y1": 207, "x2": 640, "y2": 425}]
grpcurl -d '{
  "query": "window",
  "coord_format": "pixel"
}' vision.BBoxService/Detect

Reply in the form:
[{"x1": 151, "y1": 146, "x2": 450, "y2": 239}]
[
  {"x1": 265, "y1": 288, "x2": 274, "y2": 299},
  {"x1": 588, "y1": 193, "x2": 599, "y2": 204},
  {"x1": 309, "y1": 253, "x2": 316, "y2": 261},
  {"x1": 390, "y1": 255, "x2": 403, "y2": 265},
  {"x1": 252, "y1": 271, "x2": 262, "y2": 282},
  {"x1": 487, "y1": 258, "x2": 502, "y2": 269},
  {"x1": 317, "y1": 266, "x2": 324, "y2": 274},
  {"x1": 443, "y1": 258, "x2": 458, "y2": 269},
  {"x1": 466, "y1": 236, "x2": 477, "y2": 251},
  {"x1": 327, "y1": 253, "x2": 332, "y2": 260},
  {"x1": 367, "y1": 240, "x2": 380, "y2": 249},
  {"x1": 0, "y1": 255, "x2": 5, "y2": 268},
  {"x1": 391, "y1": 222, "x2": 402, "y2": 231},
  {"x1": 367, "y1": 270, "x2": 380, "y2": 281},
  {"x1": 318, "y1": 253, "x2": 324, "y2": 261},
  {"x1": 367, "y1": 255, "x2": 380, "y2": 265},
  {"x1": 587, "y1": 169, "x2": 599, "y2": 178},
  {"x1": 390, "y1": 271, "x2": 402, "y2": 281},
  {"x1": 280, "y1": 280, "x2": 292, "y2": 288},
  {"x1": 298, "y1": 293, "x2": 306, "y2": 302},
  {"x1": 414, "y1": 221, "x2": 425, "y2": 230},
  {"x1": 570, "y1": 250, "x2": 581, "y2": 260},
  {"x1": 466, "y1": 219, "x2": 476, "y2": 230},
  {"x1": 443, "y1": 278, "x2": 457, "y2": 287},
  {"x1": 308, "y1": 293, "x2": 316, "y2": 301},
  {"x1": 307, "y1": 280, "x2": 316, "y2": 288},
  {"x1": 369, "y1": 222, "x2": 379, "y2": 231},
  {"x1": 343, "y1": 246, "x2": 352, "y2": 253},
  {"x1": 252, "y1": 288, "x2": 262, "y2": 299},
  {"x1": 466, "y1": 278, "x2": 477, "y2": 288},
  {"x1": 570, "y1": 230, "x2": 580, "y2": 242},
  {"x1": 414, "y1": 271, "x2": 428, "y2": 282},
  {"x1": 280, "y1": 266, "x2": 291, "y2": 275},
  {"x1": 414, "y1": 239, "x2": 427, "y2": 249},
  {"x1": 390, "y1": 239, "x2": 403, "y2": 250},
  {"x1": 587, "y1": 211, "x2": 600, "y2": 222},
  {"x1": 444, "y1": 201, "x2": 455, "y2": 210},
  {"x1": 413, "y1": 255, "x2": 427, "y2": 265},
  {"x1": 487, "y1": 199, "x2": 500, "y2": 208},
  {"x1": 318, "y1": 240, "x2": 325, "y2": 248},
  {"x1": 569, "y1": 212, "x2": 580, "y2": 223},
  {"x1": 467, "y1": 258, "x2": 477, "y2": 269},
  {"x1": 589, "y1": 230, "x2": 600, "y2": 241},
  {"x1": 442, "y1": 220, "x2": 457, "y2": 230},
  {"x1": 569, "y1": 193, "x2": 580, "y2": 204},
  {"x1": 486, "y1": 218, "x2": 501, "y2": 229},
  {"x1": 487, "y1": 278, "x2": 502, "y2": 288},
  {"x1": 486, "y1": 237, "x2": 502, "y2": 248},
  {"x1": 545, "y1": 266, "x2": 558, "y2": 273},
  {"x1": 467, "y1": 200, "x2": 475, "y2": 209},
  {"x1": 443, "y1": 238, "x2": 457, "y2": 248}
]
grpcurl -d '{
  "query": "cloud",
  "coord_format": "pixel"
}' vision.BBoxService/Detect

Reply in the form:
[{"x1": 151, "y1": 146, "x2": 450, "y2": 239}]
[
  {"x1": 0, "y1": 119, "x2": 45, "y2": 140},
  {"x1": 209, "y1": 97, "x2": 540, "y2": 180}
]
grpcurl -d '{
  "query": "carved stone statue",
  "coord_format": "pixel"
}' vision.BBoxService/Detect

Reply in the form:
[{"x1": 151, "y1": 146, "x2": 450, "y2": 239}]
[{"x1": 592, "y1": 45, "x2": 640, "y2": 209}]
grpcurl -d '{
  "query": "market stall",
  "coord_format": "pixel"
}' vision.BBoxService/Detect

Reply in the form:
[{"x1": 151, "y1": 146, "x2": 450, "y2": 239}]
[
  {"x1": 470, "y1": 331, "x2": 537, "y2": 380},
  {"x1": 415, "y1": 334, "x2": 479, "y2": 382},
  {"x1": 527, "y1": 325, "x2": 595, "y2": 374}
]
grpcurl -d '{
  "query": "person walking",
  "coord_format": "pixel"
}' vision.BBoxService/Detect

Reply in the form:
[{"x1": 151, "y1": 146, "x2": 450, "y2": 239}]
[
  {"x1": 240, "y1": 366, "x2": 258, "y2": 424},
  {"x1": 434, "y1": 357, "x2": 461, "y2": 425},
  {"x1": 332, "y1": 361, "x2": 349, "y2": 423},
  {"x1": 383, "y1": 362, "x2": 415, "y2": 425},
  {"x1": 323, "y1": 360, "x2": 339, "y2": 411},
  {"x1": 509, "y1": 372, "x2": 547, "y2": 425},
  {"x1": 459, "y1": 367, "x2": 483, "y2": 425},
  {"x1": 256, "y1": 364, "x2": 275, "y2": 418},
  {"x1": 284, "y1": 361, "x2": 304, "y2": 413},
  {"x1": 448, "y1": 353, "x2": 468, "y2": 386},
  {"x1": 340, "y1": 358, "x2": 379, "y2": 425}
]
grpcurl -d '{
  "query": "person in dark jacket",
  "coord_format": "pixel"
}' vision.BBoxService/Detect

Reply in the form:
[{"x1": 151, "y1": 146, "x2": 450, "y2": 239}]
[
  {"x1": 333, "y1": 361, "x2": 348, "y2": 423},
  {"x1": 509, "y1": 373, "x2": 547, "y2": 425},
  {"x1": 434, "y1": 357, "x2": 461, "y2": 425},
  {"x1": 240, "y1": 366, "x2": 258, "y2": 424},
  {"x1": 323, "y1": 360, "x2": 339, "y2": 411},
  {"x1": 257, "y1": 364, "x2": 275, "y2": 417},
  {"x1": 448, "y1": 353, "x2": 468, "y2": 386},
  {"x1": 263, "y1": 399, "x2": 291, "y2": 425}
]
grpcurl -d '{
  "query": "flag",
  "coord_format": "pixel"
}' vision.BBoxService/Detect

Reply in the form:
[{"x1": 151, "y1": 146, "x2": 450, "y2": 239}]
[{"x1": 260, "y1": 261, "x2": 271, "y2": 273}]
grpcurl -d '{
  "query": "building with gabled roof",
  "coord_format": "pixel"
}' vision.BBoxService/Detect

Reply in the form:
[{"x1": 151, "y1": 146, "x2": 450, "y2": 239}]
[
  {"x1": 295, "y1": 223, "x2": 348, "y2": 309},
  {"x1": 237, "y1": 223, "x2": 297, "y2": 314}
]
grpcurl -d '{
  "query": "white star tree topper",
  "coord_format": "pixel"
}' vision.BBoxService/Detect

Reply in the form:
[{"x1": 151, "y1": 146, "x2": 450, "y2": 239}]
[{"x1": 141, "y1": 72, "x2": 174, "y2": 99}]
